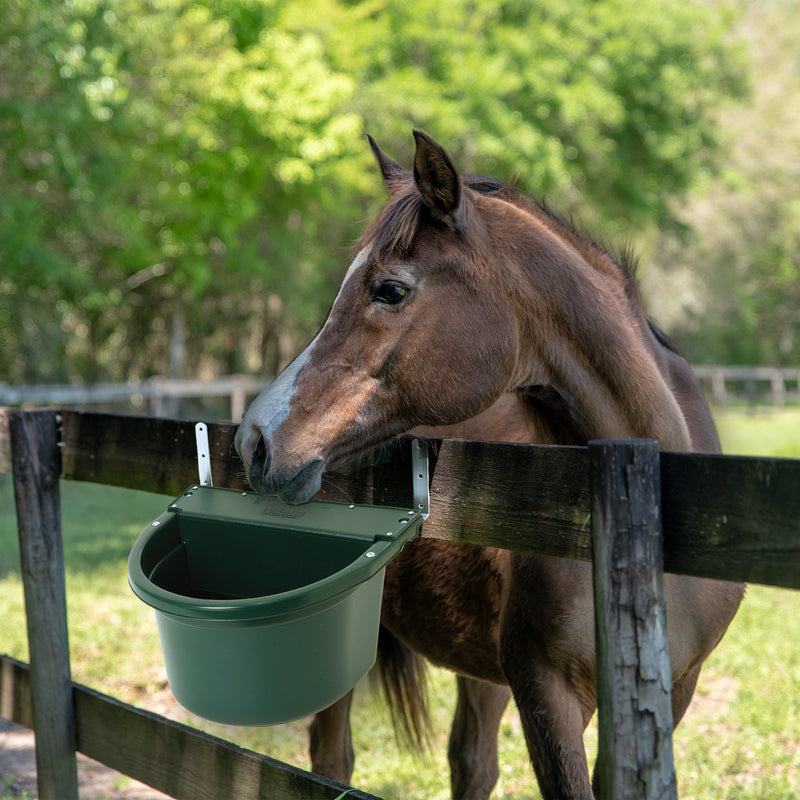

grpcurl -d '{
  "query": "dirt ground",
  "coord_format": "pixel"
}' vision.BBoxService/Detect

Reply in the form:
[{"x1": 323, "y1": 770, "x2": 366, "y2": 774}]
[{"x1": 0, "y1": 717, "x2": 171, "y2": 800}]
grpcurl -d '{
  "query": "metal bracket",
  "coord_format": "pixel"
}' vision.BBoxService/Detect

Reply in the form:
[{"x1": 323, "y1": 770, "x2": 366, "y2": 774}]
[
  {"x1": 411, "y1": 439, "x2": 430, "y2": 520},
  {"x1": 195, "y1": 422, "x2": 212, "y2": 486},
  {"x1": 194, "y1": 421, "x2": 425, "y2": 517}
]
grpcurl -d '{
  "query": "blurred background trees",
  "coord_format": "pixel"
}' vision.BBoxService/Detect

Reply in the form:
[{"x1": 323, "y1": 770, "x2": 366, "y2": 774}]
[
  {"x1": 641, "y1": 0, "x2": 800, "y2": 366},
  {"x1": 0, "y1": 0, "x2": 796, "y2": 385}
]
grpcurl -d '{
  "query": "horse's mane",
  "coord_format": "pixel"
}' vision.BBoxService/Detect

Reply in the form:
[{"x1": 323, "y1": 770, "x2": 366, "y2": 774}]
[
  {"x1": 468, "y1": 176, "x2": 641, "y2": 294},
  {"x1": 358, "y1": 172, "x2": 641, "y2": 298}
]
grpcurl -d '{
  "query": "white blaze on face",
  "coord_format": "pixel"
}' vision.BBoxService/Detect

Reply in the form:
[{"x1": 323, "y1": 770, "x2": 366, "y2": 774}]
[
  {"x1": 241, "y1": 346, "x2": 311, "y2": 439},
  {"x1": 239, "y1": 247, "x2": 372, "y2": 440},
  {"x1": 315, "y1": 246, "x2": 371, "y2": 340}
]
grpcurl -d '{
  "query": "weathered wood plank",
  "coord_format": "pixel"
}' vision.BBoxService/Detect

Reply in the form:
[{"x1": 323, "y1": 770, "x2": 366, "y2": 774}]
[
  {"x1": 1, "y1": 656, "x2": 34, "y2": 728},
  {"x1": 59, "y1": 411, "x2": 246, "y2": 495},
  {"x1": 0, "y1": 375, "x2": 270, "y2": 408},
  {"x1": 0, "y1": 656, "x2": 381, "y2": 800},
  {"x1": 9, "y1": 410, "x2": 80, "y2": 800},
  {"x1": 75, "y1": 690, "x2": 379, "y2": 800},
  {"x1": 0, "y1": 408, "x2": 10, "y2": 473},
  {"x1": 57, "y1": 412, "x2": 800, "y2": 588},
  {"x1": 423, "y1": 438, "x2": 592, "y2": 560},
  {"x1": 660, "y1": 451, "x2": 800, "y2": 588},
  {"x1": 409, "y1": 438, "x2": 800, "y2": 589},
  {"x1": 58, "y1": 409, "x2": 412, "y2": 502},
  {"x1": 591, "y1": 440, "x2": 676, "y2": 800}
]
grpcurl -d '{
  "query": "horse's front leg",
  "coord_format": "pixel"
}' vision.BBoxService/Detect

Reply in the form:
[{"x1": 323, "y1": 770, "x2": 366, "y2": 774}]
[
  {"x1": 309, "y1": 690, "x2": 355, "y2": 784},
  {"x1": 500, "y1": 558, "x2": 597, "y2": 800},
  {"x1": 448, "y1": 675, "x2": 511, "y2": 800},
  {"x1": 506, "y1": 663, "x2": 594, "y2": 800}
]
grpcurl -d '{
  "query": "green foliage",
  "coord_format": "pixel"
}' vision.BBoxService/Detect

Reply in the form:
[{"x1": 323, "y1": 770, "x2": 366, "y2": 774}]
[
  {"x1": 642, "y1": 0, "x2": 800, "y2": 366},
  {"x1": 308, "y1": 0, "x2": 745, "y2": 231},
  {"x1": 0, "y1": 0, "x2": 749, "y2": 384}
]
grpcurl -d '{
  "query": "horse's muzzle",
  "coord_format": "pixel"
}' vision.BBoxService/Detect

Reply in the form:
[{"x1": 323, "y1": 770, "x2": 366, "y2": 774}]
[{"x1": 235, "y1": 426, "x2": 324, "y2": 504}]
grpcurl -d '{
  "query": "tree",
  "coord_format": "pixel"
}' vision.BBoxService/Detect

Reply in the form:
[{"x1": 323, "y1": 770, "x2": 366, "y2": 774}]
[
  {"x1": 0, "y1": 1, "x2": 110, "y2": 380},
  {"x1": 641, "y1": 0, "x2": 800, "y2": 365},
  {"x1": 285, "y1": 0, "x2": 745, "y2": 232},
  {"x1": 0, "y1": 0, "x2": 749, "y2": 385},
  {"x1": 1, "y1": 0, "x2": 364, "y2": 382}
]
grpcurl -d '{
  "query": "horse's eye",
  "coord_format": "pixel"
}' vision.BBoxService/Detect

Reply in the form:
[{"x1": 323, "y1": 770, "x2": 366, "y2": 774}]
[{"x1": 373, "y1": 281, "x2": 408, "y2": 306}]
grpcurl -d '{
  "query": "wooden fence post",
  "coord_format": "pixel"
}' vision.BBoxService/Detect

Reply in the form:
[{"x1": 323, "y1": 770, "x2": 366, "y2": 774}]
[
  {"x1": 590, "y1": 439, "x2": 677, "y2": 800},
  {"x1": 9, "y1": 410, "x2": 79, "y2": 800}
]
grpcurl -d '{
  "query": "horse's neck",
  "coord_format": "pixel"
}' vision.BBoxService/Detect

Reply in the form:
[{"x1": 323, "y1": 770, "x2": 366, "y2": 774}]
[
  {"x1": 517, "y1": 368, "x2": 691, "y2": 452},
  {"x1": 505, "y1": 220, "x2": 692, "y2": 451}
]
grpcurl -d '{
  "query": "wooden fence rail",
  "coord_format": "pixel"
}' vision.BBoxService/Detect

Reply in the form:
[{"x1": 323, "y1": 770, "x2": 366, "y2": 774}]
[
  {"x1": 0, "y1": 657, "x2": 379, "y2": 800},
  {"x1": 3, "y1": 367, "x2": 799, "y2": 417},
  {"x1": 0, "y1": 376, "x2": 271, "y2": 421},
  {"x1": 692, "y1": 365, "x2": 800, "y2": 407},
  {"x1": 1, "y1": 408, "x2": 799, "y2": 800}
]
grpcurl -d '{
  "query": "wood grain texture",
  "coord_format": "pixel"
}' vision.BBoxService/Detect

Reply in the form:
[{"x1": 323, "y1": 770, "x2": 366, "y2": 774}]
[
  {"x1": 51, "y1": 411, "x2": 800, "y2": 588},
  {"x1": 0, "y1": 656, "x2": 380, "y2": 800},
  {"x1": 9, "y1": 410, "x2": 80, "y2": 800},
  {"x1": 660, "y1": 450, "x2": 800, "y2": 587},
  {"x1": 59, "y1": 411, "x2": 245, "y2": 495},
  {"x1": 591, "y1": 440, "x2": 676, "y2": 800},
  {"x1": 1, "y1": 656, "x2": 34, "y2": 729}
]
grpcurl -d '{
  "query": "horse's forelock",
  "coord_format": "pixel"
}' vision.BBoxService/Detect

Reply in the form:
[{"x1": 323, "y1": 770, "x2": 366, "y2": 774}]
[
  {"x1": 358, "y1": 181, "x2": 424, "y2": 260},
  {"x1": 358, "y1": 176, "x2": 500, "y2": 265}
]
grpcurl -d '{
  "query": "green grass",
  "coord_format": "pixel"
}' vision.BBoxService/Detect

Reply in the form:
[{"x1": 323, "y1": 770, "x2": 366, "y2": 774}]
[
  {"x1": 1, "y1": 409, "x2": 799, "y2": 798},
  {"x1": 714, "y1": 407, "x2": 800, "y2": 458},
  {"x1": 1, "y1": 776, "x2": 35, "y2": 799}
]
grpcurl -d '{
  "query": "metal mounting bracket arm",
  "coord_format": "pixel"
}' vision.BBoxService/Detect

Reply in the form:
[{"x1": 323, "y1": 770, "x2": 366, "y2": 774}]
[
  {"x1": 195, "y1": 422, "x2": 212, "y2": 486},
  {"x1": 411, "y1": 439, "x2": 430, "y2": 520}
]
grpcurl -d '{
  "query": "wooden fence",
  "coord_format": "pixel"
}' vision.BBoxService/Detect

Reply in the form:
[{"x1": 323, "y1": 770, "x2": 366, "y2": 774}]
[
  {"x1": 1, "y1": 408, "x2": 799, "y2": 799},
  {"x1": 0, "y1": 376, "x2": 271, "y2": 421},
  {"x1": 3, "y1": 366, "x2": 799, "y2": 420},
  {"x1": 692, "y1": 365, "x2": 800, "y2": 408}
]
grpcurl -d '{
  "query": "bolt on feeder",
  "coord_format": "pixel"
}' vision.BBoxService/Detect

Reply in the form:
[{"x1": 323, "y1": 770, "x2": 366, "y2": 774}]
[{"x1": 128, "y1": 425, "x2": 428, "y2": 726}]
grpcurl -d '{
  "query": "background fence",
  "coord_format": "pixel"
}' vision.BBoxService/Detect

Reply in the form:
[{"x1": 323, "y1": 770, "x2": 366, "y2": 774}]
[
  {"x1": 1, "y1": 409, "x2": 799, "y2": 799},
  {"x1": 692, "y1": 365, "x2": 800, "y2": 408},
  {"x1": 2, "y1": 366, "x2": 799, "y2": 422},
  {"x1": 0, "y1": 376, "x2": 271, "y2": 421}
]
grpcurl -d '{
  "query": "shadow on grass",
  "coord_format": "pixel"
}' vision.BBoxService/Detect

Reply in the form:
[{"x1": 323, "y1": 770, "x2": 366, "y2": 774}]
[{"x1": 0, "y1": 478, "x2": 171, "y2": 577}]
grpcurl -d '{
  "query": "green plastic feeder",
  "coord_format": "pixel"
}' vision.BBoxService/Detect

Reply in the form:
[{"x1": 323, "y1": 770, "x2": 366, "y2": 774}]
[{"x1": 128, "y1": 482, "x2": 424, "y2": 726}]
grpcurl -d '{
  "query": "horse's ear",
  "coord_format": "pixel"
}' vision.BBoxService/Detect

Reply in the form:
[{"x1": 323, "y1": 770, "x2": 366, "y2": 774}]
[
  {"x1": 412, "y1": 130, "x2": 462, "y2": 225},
  {"x1": 368, "y1": 135, "x2": 407, "y2": 192}
]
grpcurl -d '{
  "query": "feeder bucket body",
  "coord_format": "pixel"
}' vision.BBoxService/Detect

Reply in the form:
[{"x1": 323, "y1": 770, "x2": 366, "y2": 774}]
[{"x1": 128, "y1": 485, "x2": 422, "y2": 725}]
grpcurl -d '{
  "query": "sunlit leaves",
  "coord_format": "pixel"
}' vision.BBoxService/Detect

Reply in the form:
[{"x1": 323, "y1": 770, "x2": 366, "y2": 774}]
[{"x1": 0, "y1": 0, "x2": 749, "y2": 382}]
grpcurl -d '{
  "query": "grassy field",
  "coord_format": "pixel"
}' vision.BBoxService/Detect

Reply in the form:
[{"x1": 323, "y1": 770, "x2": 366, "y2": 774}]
[
  {"x1": 714, "y1": 407, "x2": 800, "y2": 458},
  {"x1": 1, "y1": 409, "x2": 799, "y2": 798}
]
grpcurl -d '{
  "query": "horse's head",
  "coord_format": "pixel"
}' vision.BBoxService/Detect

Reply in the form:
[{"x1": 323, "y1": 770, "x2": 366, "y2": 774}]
[{"x1": 235, "y1": 131, "x2": 525, "y2": 502}]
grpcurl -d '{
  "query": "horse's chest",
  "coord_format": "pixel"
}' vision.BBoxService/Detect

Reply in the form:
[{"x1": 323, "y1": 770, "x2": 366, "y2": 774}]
[{"x1": 380, "y1": 538, "x2": 509, "y2": 683}]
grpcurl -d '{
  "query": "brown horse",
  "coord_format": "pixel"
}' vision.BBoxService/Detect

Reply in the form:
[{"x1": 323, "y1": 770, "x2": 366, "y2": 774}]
[{"x1": 234, "y1": 131, "x2": 743, "y2": 799}]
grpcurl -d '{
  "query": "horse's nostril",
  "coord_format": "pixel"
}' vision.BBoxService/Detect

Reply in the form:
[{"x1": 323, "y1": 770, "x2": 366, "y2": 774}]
[{"x1": 252, "y1": 432, "x2": 271, "y2": 475}]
